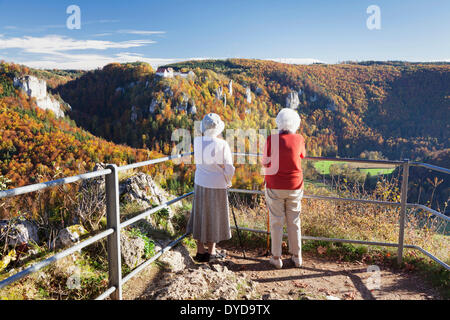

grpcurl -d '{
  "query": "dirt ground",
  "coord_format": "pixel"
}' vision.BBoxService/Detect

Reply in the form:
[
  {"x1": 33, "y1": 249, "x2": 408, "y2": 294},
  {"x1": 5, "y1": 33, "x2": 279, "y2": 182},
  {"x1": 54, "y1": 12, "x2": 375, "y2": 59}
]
[
  {"x1": 221, "y1": 247, "x2": 441, "y2": 300},
  {"x1": 122, "y1": 244, "x2": 442, "y2": 300}
]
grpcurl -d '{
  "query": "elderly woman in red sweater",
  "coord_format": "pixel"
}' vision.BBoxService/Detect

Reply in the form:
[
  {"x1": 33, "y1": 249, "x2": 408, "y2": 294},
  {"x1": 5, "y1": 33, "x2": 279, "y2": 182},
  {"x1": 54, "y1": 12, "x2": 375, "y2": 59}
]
[{"x1": 262, "y1": 108, "x2": 306, "y2": 269}]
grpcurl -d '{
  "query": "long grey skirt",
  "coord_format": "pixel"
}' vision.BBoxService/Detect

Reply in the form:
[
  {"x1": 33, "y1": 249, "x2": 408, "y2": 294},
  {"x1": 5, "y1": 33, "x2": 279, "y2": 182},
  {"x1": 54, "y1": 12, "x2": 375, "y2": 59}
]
[{"x1": 186, "y1": 184, "x2": 231, "y2": 243}]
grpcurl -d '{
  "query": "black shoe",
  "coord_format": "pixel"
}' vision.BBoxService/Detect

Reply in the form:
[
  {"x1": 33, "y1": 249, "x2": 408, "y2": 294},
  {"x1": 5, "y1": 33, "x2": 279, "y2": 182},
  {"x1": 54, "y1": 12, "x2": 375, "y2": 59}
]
[{"x1": 193, "y1": 252, "x2": 210, "y2": 263}]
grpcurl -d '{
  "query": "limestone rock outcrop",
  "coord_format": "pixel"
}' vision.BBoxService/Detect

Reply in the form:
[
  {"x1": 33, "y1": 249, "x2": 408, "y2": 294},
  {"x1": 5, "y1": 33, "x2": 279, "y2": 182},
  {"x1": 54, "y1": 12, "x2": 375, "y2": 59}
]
[
  {"x1": 119, "y1": 172, "x2": 181, "y2": 216},
  {"x1": 13, "y1": 75, "x2": 67, "y2": 118},
  {"x1": 246, "y1": 87, "x2": 252, "y2": 103},
  {"x1": 188, "y1": 99, "x2": 197, "y2": 115},
  {"x1": 215, "y1": 86, "x2": 223, "y2": 100},
  {"x1": 120, "y1": 231, "x2": 146, "y2": 269},
  {"x1": 286, "y1": 90, "x2": 300, "y2": 109}
]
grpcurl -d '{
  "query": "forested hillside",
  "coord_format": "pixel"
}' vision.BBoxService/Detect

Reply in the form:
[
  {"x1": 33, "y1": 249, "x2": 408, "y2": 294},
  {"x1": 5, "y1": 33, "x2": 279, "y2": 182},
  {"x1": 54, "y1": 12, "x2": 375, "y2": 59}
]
[
  {"x1": 1, "y1": 59, "x2": 448, "y2": 210},
  {"x1": 0, "y1": 61, "x2": 181, "y2": 218},
  {"x1": 57, "y1": 59, "x2": 450, "y2": 162},
  {"x1": 165, "y1": 59, "x2": 449, "y2": 161},
  {"x1": 53, "y1": 59, "x2": 449, "y2": 209}
]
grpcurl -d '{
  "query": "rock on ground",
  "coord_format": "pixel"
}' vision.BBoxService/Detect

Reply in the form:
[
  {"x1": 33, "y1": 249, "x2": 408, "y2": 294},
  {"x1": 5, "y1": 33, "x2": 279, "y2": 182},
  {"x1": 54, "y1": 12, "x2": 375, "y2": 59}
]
[
  {"x1": 0, "y1": 219, "x2": 39, "y2": 246},
  {"x1": 55, "y1": 224, "x2": 88, "y2": 249},
  {"x1": 145, "y1": 262, "x2": 259, "y2": 300},
  {"x1": 156, "y1": 242, "x2": 195, "y2": 273},
  {"x1": 121, "y1": 232, "x2": 146, "y2": 269}
]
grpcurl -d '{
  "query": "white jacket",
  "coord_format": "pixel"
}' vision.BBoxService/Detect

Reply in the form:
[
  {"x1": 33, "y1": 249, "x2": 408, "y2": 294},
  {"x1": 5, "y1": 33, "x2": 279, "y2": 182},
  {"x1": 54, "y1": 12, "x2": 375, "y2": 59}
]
[{"x1": 194, "y1": 136, "x2": 235, "y2": 189}]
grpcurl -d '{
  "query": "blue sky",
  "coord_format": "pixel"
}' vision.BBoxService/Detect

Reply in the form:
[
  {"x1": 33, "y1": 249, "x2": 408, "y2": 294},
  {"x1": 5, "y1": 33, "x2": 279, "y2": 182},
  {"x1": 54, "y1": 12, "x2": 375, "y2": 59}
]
[{"x1": 0, "y1": 0, "x2": 449, "y2": 69}]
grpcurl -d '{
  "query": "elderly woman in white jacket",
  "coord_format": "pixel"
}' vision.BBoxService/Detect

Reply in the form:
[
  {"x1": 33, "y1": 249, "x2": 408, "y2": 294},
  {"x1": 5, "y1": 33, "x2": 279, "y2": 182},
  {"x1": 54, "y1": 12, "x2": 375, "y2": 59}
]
[{"x1": 186, "y1": 113, "x2": 235, "y2": 262}]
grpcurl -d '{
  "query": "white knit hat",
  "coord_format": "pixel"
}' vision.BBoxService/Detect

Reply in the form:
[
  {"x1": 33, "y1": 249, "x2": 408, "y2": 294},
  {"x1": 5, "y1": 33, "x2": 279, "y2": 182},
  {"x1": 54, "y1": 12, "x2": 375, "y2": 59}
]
[
  {"x1": 275, "y1": 108, "x2": 301, "y2": 133},
  {"x1": 200, "y1": 113, "x2": 225, "y2": 137}
]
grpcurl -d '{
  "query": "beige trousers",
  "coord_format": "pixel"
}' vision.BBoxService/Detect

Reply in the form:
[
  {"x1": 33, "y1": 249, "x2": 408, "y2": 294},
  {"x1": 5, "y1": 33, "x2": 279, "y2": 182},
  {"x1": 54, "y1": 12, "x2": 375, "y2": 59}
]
[{"x1": 265, "y1": 188, "x2": 303, "y2": 257}]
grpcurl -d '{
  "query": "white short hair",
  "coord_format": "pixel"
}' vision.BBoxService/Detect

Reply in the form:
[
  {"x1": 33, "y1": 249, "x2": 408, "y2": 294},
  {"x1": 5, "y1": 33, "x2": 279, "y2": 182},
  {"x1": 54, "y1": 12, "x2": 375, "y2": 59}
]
[{"x1": 275, "y1": 108, "x2": 301, "y2": 133}]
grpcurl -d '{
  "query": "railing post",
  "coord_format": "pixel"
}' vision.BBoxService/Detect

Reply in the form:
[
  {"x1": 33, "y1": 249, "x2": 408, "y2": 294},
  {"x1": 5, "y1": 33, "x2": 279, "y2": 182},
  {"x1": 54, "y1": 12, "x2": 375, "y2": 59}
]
[
  {"x1": 105, "y1": 164, "x2": 122, "y2": 300},
  {"x1": 397, "y1": 159, "x2": 410, "y2": 265}
]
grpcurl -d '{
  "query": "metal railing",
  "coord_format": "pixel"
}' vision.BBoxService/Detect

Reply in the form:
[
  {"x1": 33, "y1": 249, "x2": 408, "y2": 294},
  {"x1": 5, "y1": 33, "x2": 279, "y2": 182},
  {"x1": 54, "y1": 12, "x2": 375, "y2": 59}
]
[
  {"x1": 0, "y1": 152, "x2": 194, "y2": 300},
  {"x1": 232, "y1": 153, "x2": 449, "y2": 270},
  {"x1": 0, "y1": 152, "x2": 449, "y2": 300}
]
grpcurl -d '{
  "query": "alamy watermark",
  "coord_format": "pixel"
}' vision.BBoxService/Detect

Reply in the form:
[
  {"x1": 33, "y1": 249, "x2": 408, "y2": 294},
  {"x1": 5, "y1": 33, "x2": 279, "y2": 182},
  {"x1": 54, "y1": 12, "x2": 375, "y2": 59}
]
[
  {"x1": 66, "y1": 266, "x2": 81, "y2": 290},
  {"x1": 366, "y1": 5, "x2": 381, "y2": 30},
  {"x1": 366, "y1": 265, "x2": 381, "y2": 290},
  {"x1": 171, "y1": 122, "x2": 280, "y2": 175},
  {"x1": 66, "y1": 5, "x2": 81, "y2": 30}
]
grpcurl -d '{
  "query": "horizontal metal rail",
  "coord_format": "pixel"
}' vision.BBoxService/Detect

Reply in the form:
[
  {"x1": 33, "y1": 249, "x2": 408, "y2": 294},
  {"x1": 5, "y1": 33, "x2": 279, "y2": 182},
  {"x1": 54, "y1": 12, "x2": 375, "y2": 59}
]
[
  {"x1": 233, "y1": 152, "x2": 404, "y2": 166},
  {"x1": 235, "y1": 153, "x2": 450, "y2": 174},
  {"x1": 230, "y1": 188, "x2": 448, "y2": 223},
  {"x1": 117, "y1": 152, "x2": 193, "y2": 172},
  {"x1": 304, "y1": 156, "x2": 403, "y2": 166},
  {"x1": 95, "y1": 286, "x2": 117, "y2": 301},
  {"x1": 121, "y1": 233, "x2": 189, "y2": 285},
  {"x1": 413, "y1": 204, "x2": 450, "y2": 223},
  {"x1": 410, "y1": 162, "x2": 450, "y2": 175},
  {"x1": 0, "y1": 153, "x2": 194, "y2": 200},
  {"x1": 0, "y1": 169, "x2": 112, "y2": 199},
  {"x1": 408, "y1": 245, "x2": 450, "y2": 270},
  {"x1": 230, "y1": 188, "x2": 408, "y2": 207},
  {"x1": 0, "y1": 228, "x2": 114, "y2": 290},
  {"x1": 230, "y1": 226, "x2": 450, "y2": 271},
  {"x1": 120, "y1": 191, "x2": 194, "y2": 228},
  {"x1": 229, "y1": 186, "x2": 450, "y2": 271},
  {"x1": 95, "y1": 233, "x2": 189, "y2": 300},
  {"x1": 2, "y1": 152, "x2": 447, "y2": 200},
  {"x1": 0, "y1": 152, "x2": 448, "y2": 298}
]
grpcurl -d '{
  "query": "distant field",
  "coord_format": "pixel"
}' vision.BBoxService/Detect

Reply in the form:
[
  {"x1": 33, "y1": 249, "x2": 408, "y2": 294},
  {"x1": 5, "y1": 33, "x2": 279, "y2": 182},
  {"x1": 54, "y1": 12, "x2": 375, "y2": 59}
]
[{"x1": 312, "y1": 160, "x2": 396, "y2": 176}]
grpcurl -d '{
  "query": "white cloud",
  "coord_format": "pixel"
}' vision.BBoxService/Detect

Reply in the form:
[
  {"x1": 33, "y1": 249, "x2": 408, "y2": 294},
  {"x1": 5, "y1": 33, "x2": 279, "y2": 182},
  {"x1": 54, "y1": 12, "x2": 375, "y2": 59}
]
[
  {"x1": 0, "y1": 33, "x2": 324, "y2": 70},
  {"x1": 97, "y1": 19, "x2": 120, "y2": 24},
  {"x1": 0, "y1": 35, "x2": 154, "y2": 54},
  {"x1": 9, "y1": 52, "x2": 326, "y2": 70},
  {"x1": 13, "y1": 52, "x2": 221, "y2": 70},
  {"x1": 92, "y1": 33, "x2": 114, "y2": 37},
  {"x1": 118, "y1": 30, "x2": 166, "y2": 35},
  {"x1": 265, "y1": 58, "x2": 325, "y2": 65}
]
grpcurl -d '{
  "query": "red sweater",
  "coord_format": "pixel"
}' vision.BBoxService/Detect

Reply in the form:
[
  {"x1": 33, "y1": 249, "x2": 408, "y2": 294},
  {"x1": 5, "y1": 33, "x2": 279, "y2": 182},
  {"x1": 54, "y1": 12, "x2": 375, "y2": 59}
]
[{"x1": 263, "y1": 133, "x2": 306, "y2": 190}]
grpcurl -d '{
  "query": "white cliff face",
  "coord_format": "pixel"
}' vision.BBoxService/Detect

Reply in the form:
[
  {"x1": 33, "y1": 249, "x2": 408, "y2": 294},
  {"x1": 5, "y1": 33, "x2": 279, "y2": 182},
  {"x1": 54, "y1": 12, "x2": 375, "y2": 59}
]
[
  {"x1": 14, "y1": 75, "x2": 65, "y2": 118},
  {"x1": 189, "y1": 104, "x2": 197, "y2": 115},
  {"x1": 215, "y1": 86, "x2": 223, "y2": 100},
  {"x1": 246, "y1": 87, "x2": 252, "y2": 104},
  {"x1": 188, "y1": 98, "x2": 197, "y2": 114},
  {"x1": 286, "y1": 90, "x2": 300, "y2": 109}
]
